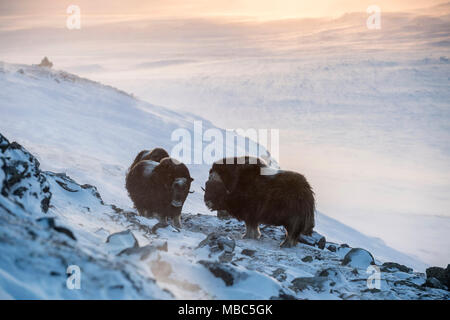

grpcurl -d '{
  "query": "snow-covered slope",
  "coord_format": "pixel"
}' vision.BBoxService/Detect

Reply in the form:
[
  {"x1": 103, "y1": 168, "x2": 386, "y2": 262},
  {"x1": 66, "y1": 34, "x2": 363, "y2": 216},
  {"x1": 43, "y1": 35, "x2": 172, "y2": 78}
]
[
  {"x1": 0, "y1": 61, "x2": 278, "y2": 216},
  {"x1": 0, "y1": 62, "x2": 444, "y2": 298},
  {"x1": 1, "y1": 132, "x2": 448, "y2": 299}
]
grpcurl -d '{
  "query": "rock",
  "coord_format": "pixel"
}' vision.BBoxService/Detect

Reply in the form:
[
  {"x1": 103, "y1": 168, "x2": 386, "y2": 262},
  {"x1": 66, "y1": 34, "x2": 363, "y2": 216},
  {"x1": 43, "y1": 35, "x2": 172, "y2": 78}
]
[
  {"x1": 119, "y1": 241, "x2": 168, "y2": 260},
  {"x1": 198, "y1": 261, "x2": 236, "y2": 286},
  {"x1": 0, "y1": 136, "x2": 52, "y2": 214},
  {"x1": 336, "y1": 246, "x2": 352, "y2": 259},
  {"x1": 342, "y1": 248, "x2": 375, "y2": 269},
  {"x1": 80, "y1": 184, "x2": 104, "y2": 204},
  {"x1": 197, "y1": 232, "x2": 235, "y2": 254},
  {"x1": 299, "y1": 231, "x2": 326, "y2": 249},
  {"x1": 38, "y1": 57, "x2": 53, "y2": 68},
  {"x1": 106, "y1": 230, "x2": 138, "y2": 255},
  {"x1": 301, "y1": 256, "x2": 313, "y2": 263},
  {"x1": 327, "y1": 244, "x2": 337, "y2": 252},
  {"x1": 272, "y1": 268, "x2": 287, "y2": 282},
  {"x1": 118, "y1": 245, "x2": 157, "y2": 260},
  {"x1": 219, "y1": 252, "x2": 234, "y2": 263},
  {"x1": 340, "y1": 243, "x2": 350, "y2": 248},
  {"x1": 270, "y1": 291, "x2": 297, "y2": 300},
  {"x1": 394, "y1": 280, "x2": 426, "y2": 291},
  {"x1": 381, "y1": 262, "x2": 413, "y2": 273},
  {"x1": 36, "y1": 217, "x2": 76, "y2": 240},
  {"x1": 241, "y1": 249, "x2": 256, "y2": 257},
  {"x1": 317, "y1": 267, "x2": 346, "y2": 285},
  {"x1": 53, "y1": 225, "x2": 77, "y2": 241},
  {"x1": 0, "y1": 133, "x2": 10, "y2": 152},
  {"x1": 218, "y1": 236, "x2": 235, "y2": 253},
  {"x1": 426, "y1": 265, "x2": 450, "y2": 289},
  {"x1": 290, "y1": 277, "x2": 328, "y2": 292},
  {"x1": 424, "y1": 277, "x2": 447, "y2": 290},
  {"x1": 361, "y1": 288, "x2": 381, "y2": 293}
]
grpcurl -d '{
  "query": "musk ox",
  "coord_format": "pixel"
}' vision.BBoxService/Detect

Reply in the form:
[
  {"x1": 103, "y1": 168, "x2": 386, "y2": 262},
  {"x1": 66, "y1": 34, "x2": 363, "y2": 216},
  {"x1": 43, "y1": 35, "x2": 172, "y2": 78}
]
[
  {"x1": 125, "y1": 150, "x2": 193, "y2": 228},
  {"x1": 203, "y1": 156, "x2": 315, "y2": 248}
]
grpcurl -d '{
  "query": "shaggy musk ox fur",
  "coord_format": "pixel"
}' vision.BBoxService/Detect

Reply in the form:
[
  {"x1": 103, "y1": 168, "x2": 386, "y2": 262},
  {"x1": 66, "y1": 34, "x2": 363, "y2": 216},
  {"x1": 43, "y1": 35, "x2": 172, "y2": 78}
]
[
  {"x1": 204, "y1": 156, "x2": 315, "y2": 247},
  {"x1": 128, "y1": 148, "x2": 169, "y2": 173},
  {"x1": 125, "y1": 149, "x2": 193, "y2": 228}
]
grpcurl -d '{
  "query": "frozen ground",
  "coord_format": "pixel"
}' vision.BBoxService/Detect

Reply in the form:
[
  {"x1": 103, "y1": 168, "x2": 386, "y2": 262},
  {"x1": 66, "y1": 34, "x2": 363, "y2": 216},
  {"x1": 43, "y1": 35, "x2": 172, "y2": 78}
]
[{"x1": 1, "y1": 130, "x2": 448, "y2": 299}]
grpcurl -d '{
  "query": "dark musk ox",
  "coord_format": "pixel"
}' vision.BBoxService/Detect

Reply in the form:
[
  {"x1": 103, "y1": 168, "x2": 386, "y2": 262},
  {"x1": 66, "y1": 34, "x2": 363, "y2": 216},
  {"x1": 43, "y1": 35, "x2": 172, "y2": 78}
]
[
  {"x1": 203, "y1": 156, "x2": 315, "y2": 248},
  {"x1": 125, "y1": 149, "x2": 193, "y2": 228}
]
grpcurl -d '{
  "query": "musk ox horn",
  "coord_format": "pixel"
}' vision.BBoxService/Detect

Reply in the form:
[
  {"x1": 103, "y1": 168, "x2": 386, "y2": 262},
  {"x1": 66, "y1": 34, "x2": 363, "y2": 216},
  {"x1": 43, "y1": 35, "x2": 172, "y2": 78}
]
[
  {"x1": 189, "y1": 190, "x2": 195, "y2": 194},
  {"x1": 201, "y1": 186, "x2": 206, "y2": 192}
]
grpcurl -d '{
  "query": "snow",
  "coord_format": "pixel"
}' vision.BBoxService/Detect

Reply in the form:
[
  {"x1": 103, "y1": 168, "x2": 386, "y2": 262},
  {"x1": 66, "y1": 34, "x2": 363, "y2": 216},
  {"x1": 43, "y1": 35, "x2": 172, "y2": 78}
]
[
  {"x1": 1, "y1": 4, "x2": 449, "y2": 269},
  {"x1": 0, "y1": 62, "x2": 448, "y2": 299}
]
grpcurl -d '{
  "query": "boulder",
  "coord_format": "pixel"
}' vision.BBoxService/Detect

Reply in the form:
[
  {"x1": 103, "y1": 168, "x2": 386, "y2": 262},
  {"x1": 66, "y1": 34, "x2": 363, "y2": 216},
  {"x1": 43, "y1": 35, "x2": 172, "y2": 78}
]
[
  {"x1": 0, "y1": 134, "x2": 52, "y2": 214},
  {"x1": 198, "y1": 261, "x2": 238, "y2": 286},
  {"x1": 290, "y1": 276, "x2": 328, "y2": 292},
  {"x1": 424, "y1": 277, "x2": 447, "y2": 290},
  {"x1": 241, "y1": 249, "x2": 256, "y2": 257},
  {"x1": 197, "y1": 232, "x2": 235, "y2": 254},
  {"x1": 425, "y1": 265, "x2": 450, "y2": 289},
  {"x1": 327, "y1": 244, "x2": 337, "y2": 252},
  {"x1": 106, "y1": 230, "x2": 139, "y2": 255},
  {"x1": 299, "y1": 231, "x2": 326, "y2": 249},
  {"x1": 271, "y1": 268, "x2": 287, "y2": 282},
  {"x1": 317, "y1": 267, "x2": 346, "y2": 285},
  {"x1": 342, "y1": 248, "x2": 375, "y2": 269},
  {"x1": 381, "y1": 262, "x2": 413, "y2": 273}
]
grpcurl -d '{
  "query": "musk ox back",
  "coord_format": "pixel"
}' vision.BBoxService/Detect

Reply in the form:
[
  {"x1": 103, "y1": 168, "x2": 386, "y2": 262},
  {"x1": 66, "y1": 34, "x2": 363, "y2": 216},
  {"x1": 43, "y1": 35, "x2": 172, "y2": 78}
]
[
  {"x1": 125, "y1": 151, "x2": 193, "y2": 228},
  {"x1": 128, "y1": 148, "x2": 169, "y2": 173},
  {"x1": 204, "y1": 156, "x2": 315, "y2": 247}
]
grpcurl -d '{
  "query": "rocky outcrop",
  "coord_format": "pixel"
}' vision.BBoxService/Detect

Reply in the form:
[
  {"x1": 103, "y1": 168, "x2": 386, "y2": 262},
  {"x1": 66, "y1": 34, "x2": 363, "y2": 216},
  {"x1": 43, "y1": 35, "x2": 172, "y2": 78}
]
[
  {"x1": 425, "y1": 265, "x2": 450, "y2": 290},
  {"x1": 0, "y1": 133, "x2": 51, "y2": 214}
]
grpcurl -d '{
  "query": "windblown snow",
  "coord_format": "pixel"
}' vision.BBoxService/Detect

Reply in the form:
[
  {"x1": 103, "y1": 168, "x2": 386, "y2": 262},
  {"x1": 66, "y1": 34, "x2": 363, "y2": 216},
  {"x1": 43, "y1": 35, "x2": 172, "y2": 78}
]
[{"x1": 0, "y1": 63, "x2": 448, "y2": 299}]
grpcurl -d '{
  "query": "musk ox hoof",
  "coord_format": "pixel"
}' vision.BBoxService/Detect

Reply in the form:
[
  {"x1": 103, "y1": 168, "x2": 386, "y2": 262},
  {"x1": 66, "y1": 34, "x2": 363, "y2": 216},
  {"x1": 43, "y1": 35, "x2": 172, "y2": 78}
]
[
  {"x1": 280, "y1": 238, "x2": 298, "y2": 248},
  {"x1": 172, "y1": 215, "x2": 182, "y2": 229},
  {"x1": 151, "y1": 221, "x2": 169, "y2": 234}
]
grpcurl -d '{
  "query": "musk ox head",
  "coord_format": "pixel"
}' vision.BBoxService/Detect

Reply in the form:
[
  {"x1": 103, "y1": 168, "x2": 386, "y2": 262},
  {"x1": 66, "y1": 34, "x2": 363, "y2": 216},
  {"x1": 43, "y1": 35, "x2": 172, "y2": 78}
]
[
  {"x1": 204, "y1": 171, "x2": 229, "y2": 211},
  {"x1": 203, "y1": 156, "x2": 267, "y2": 211},
  {"x1": 157, "y1": 157, "x2": 194, "y2": 208}
]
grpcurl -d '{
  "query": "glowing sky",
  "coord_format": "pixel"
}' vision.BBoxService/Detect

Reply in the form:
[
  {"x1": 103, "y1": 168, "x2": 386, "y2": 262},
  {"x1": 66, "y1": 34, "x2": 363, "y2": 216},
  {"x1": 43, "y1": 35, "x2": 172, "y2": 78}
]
[{"x1": 0, "y1": 0, "x2": 446, "y2": 19}]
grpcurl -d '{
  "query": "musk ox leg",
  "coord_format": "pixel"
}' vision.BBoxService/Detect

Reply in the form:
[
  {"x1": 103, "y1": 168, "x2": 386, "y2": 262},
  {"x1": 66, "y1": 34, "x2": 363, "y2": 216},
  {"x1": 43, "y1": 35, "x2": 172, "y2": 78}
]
[
  {"x1": 280, "y1": 231, "x2": 298, "y2": 248},
  {"x1": 280, "y1": 220, "x2": 302, "y2": 248},
  {"x1": 173, "y1": 214, "x2": 182, "y2": 229},
  {"x1": 151, "y1": 215, "x2": 169, "y2": 234},
  {"x1": 243, "y1": 223, "x2": 261, "y2": 240},
  {"x1": 157, "y1": 214, "x2": 168, "y2": 224}
]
